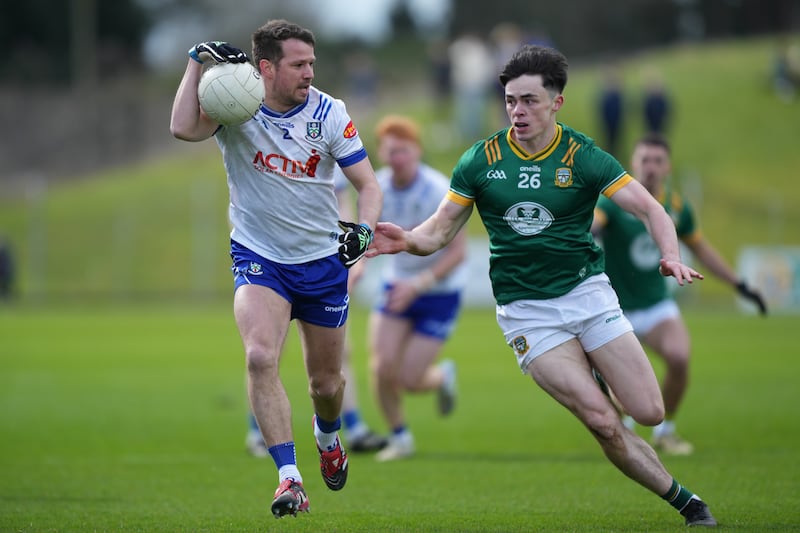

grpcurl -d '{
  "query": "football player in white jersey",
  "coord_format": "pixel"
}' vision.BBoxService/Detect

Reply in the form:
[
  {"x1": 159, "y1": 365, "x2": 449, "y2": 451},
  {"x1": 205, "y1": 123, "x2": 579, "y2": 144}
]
[
  {"x1": 170, "y1": 20, "x2": 382, "y2": 518},
  {"x1": 358, "y1": 115, "x2": 468, "y2": 461},
  {"x1": 245, "y1": 168, "x2": 387, "y2": 457}
]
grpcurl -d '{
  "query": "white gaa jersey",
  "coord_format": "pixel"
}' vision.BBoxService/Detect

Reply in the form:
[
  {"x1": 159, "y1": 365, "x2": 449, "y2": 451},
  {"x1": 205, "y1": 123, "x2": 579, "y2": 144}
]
[
  {"x1": 214, "y1": 86, "x2": 367, "y2": 264},
  {"x1": 376, "y1": 163, "x2": 468, "y2": 294}
]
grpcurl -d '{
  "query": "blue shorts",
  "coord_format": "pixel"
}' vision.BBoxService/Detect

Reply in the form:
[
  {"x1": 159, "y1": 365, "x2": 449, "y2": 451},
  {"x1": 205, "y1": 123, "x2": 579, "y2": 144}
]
[
  {"x1": 376, "y1": 284, "x2": 462, "y2": 340},
  {"x1": 230, "y1": 240, "x2": 349, "y2": 328}
]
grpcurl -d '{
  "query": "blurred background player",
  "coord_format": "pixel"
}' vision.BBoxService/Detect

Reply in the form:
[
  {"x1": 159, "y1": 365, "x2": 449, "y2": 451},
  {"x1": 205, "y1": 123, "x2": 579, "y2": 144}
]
[
  {"x1": 592, "y1": 133, "x2": 767, "y2": 455},
  {"x1": 358, "y1": 115, "x2": 468, "y2": 461},
  {"x1": 246, "y1": 168, "x2": 387, "y2": 457},
  {"x1": 170, "y1": 20, "x2": 383, "y2": 518}
]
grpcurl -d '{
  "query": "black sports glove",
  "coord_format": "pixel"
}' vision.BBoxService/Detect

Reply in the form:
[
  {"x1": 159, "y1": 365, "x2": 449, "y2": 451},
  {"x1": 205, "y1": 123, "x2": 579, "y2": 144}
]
[
  {"x1": 337, "y1": 221, "x2": 373, "y2": 268},
  {"x1": 189, "y1": 41, "x2": 248, "y2": 64},
  {"x1": 736, "y1": 281, "x2": 767, "y2": 316}
]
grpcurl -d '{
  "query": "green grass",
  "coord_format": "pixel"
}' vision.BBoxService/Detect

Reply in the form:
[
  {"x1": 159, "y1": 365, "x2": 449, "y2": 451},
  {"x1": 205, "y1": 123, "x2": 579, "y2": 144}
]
[{"x1": 1, "y1": 304, "x2": 799, "y2": 531}]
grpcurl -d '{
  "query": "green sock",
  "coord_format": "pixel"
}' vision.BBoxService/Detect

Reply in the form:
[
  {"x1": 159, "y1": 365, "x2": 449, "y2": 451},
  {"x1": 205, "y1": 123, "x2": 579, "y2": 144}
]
[{"x1": 661, "y1": 479, "x2": 695, "y2": 511}]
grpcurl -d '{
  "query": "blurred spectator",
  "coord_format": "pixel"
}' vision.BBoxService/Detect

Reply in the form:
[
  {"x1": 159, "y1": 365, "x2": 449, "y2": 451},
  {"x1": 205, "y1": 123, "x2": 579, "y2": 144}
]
[
  {"x1": 344, "y1": 50, "x2": 379, "y2": 112},
  {"x1": 642, "y1": 67, "x2": 672, "y2": 135},
  {"x1": 0, "y1": 237, "x2": 14, "y2": 300},
  {"x1": 489, "y1": 23, "x2": 525, "y2": 130},
  {"x1": 448, "y1": 32, "x2": 495, "y2": 142},
  {"x1": 597, "y1": 64, "x2": 625, "y2": 158},
  {"x1": 773, "y1": 38, "x2": 800, "y2": 103},
  {"x1": 427, "y1": 38, "x2": 452, "y2": 105}
]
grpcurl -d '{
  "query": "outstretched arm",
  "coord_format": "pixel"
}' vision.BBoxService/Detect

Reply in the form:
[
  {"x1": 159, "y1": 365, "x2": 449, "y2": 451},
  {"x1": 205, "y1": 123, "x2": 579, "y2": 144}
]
[
  {"x1": 368, "y1": 197, "x2": 472, "y2": 257},
  {"x1": 686, "y1": 238, "x2": 767, "y2": 314},
  {"x1": 607, "y1": 179, "x2": 703, "y2": 286}
]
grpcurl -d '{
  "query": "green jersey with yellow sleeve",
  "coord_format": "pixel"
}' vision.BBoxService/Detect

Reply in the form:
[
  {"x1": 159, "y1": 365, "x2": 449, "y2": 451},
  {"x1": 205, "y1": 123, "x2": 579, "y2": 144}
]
[
  {"x1": 594, "y1": 184, "x2": 701, "y2": 311},
  {"x1": 448, "y1": 123, "x2": 631, "y2": 305}
]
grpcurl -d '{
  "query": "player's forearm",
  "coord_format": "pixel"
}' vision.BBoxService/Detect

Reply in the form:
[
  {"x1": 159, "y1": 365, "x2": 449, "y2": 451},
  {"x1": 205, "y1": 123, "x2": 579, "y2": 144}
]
[
  {"x1": 646, "y1": 206, "x2": 682, "y2": 263},
  {"x1": 170, "y1": 60, "x2": 215, "y2": 141},
  {"x1": 355, "y1": 181, "x2": 382, "y2": 230},
  {"x1": 691, "y1": 241, "x2": 739, "y2": 286}
]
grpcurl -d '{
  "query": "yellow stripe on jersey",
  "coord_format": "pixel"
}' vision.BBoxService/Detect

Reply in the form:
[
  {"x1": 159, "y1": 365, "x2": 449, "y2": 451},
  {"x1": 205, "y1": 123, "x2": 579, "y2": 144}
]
[
  {"x1": 602, "y1": 173, "x2": 633, "y2": 197},
  {"x1": 446, "y1": 189, "x2": 474, "y2": 207},
  {"x1": 561, "y1": 138, "x2": 581, "y2": 167},
  {"x1": 507, "y1": 124, "x2": 563, "y2": 160},
  {"x1": 593, "y1": 207, "x2": 608, "y2": 228},
  {"x1": 681, "y1": 229, "x2": 703, "y2": 246},
  {"x1": 484, "y1": 136, "x2": 502, "y2": 165}
]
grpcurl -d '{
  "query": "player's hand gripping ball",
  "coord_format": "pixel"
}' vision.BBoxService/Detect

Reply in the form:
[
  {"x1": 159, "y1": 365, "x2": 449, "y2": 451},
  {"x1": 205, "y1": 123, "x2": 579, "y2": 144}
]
[{"x1": 198, "y1": 61, "x2": 265, "y2": 126}]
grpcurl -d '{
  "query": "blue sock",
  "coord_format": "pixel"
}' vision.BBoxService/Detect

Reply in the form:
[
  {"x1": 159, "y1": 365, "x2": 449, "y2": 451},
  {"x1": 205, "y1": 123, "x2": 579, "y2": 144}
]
[
  {"x1": 392, "y1": 425, "x2": 407, "y2": 436},
  {"x1": 342, "y1": 409, "x2": 360, "y2": 432},
  {"x1": 315, "y1": 415, "x2": 341, "y2": 433},
  {"x1": 268, "y1": 442, "x2": 296, "y2": 469}
]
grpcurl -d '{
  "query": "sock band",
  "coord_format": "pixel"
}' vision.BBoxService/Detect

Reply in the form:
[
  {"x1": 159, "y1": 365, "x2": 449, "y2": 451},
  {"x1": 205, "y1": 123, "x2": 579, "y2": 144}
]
[
  {"x1": 268, "y1": 442, "x2": 297, "y2": 469},
  {"x1": 315, "y1": 415, "x2": 342, "y2": 433},
  {"x1": 661, "y1": 478, "x2": 694, "y2": 511}
]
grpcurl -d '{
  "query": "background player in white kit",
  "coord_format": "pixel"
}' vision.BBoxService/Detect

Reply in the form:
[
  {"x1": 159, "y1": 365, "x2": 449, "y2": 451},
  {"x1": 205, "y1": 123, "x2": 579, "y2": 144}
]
[
  {"x1": 170, "y1": 20, "x2": 382, "y2": 518},
  {"x1": 357, "y1": 115, "x2": 468, "y2": 461}
]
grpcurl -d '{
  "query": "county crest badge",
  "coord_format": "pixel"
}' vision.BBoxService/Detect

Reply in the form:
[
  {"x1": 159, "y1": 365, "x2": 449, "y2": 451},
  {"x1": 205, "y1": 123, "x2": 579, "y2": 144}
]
[
  {"x1": 305, "y1": 121, "x2": 322, "y2": 141},
  {"x1": 247, "y1": 262, "x2": 263, "y2": 275},
  {"x1": 512, "y1": 335, "x2": 529, "y2": 356},
  {"x1": 554, "y1": 167, "x2": 573, "y2": 188}
]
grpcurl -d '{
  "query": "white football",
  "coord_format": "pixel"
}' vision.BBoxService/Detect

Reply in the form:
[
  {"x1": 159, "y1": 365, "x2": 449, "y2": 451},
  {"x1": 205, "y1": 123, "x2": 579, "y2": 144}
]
[{"x1": 198, "y1": 62, "x2": 265, "y2": 126}]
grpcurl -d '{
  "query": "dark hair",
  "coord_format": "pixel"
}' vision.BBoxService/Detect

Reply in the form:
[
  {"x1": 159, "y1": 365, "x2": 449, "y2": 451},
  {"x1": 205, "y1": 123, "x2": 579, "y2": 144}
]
[
  {"x1": 252, "y1": 19, "x2": 315, "y2": 64},
  {"x1": 636, "y1": 132, "x2": 671, "y2": 154},
  {"x1": 499, "y1": 44, "x2": 568, "y2": 94}
]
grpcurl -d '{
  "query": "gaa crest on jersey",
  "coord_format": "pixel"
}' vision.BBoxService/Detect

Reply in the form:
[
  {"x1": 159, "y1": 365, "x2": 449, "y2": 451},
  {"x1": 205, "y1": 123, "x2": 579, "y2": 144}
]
[
  {"x1": 247, "y1": 262, "x2": 263, "y2": 275},
  {"x1": 305, "y1": 121, "x2": 322, "y2": 141},
  {"x1": 504, "y1": 201, "x2": 554, "y2": 236},
  {"x1": 512, "y1": 335, "x2": 528, "y2": 356},
  {"x1": 554, "y1": 167, "x2": 573, "y2": 187}
]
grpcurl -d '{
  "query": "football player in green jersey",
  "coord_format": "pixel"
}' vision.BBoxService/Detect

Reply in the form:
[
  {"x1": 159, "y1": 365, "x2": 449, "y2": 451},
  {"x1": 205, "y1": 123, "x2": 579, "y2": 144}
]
[
  {"x1": 592, "y1": 134, "x2": 767, "y2": 456},
  {"x1": 368, "y1": 45, "x2": 717, "y2": 527}
]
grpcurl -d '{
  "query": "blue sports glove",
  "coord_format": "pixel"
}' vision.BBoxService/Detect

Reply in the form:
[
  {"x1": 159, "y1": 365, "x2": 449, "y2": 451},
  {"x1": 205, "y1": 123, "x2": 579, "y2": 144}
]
[
  {"x1": 189, "y1": 41, "x2": 248, "y2": 64},
  {"x1": 337, "y1": 221, "x2": 373, "y2": 268}
]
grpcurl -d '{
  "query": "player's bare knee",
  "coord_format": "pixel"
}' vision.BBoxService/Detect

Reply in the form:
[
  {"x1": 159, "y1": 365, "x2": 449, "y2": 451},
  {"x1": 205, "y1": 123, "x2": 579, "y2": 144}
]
[
  {"x1": 373, "y1": 357, "x2": 399, "y2": 385},
  {"x1": 582, "y1": 408, "x2": 621, "y2": 442},
  {"x1": 308, "y1": 372, "x2": 344, "y2": 402},
  {"x1": 630, "y1": 400, "x2": 664, "y2": 426},
  {"x1": 662, "y1": 346, "x2": 690, "y2": 369},
  {"x1": 245, "y1": 347, "x2": 279, "y2": 376}
]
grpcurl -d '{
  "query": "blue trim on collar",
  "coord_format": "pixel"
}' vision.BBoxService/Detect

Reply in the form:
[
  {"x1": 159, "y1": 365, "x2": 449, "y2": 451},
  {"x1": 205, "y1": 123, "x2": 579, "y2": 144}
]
[{"x1": 259, "y1": 96, "x2": 309, "y2": 118}]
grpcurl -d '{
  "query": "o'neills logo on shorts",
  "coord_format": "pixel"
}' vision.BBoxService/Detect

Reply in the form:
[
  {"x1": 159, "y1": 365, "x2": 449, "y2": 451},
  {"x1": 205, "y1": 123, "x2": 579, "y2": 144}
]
[{"x1": 512, "y1": 335, "x2": 528, "y2": 355}]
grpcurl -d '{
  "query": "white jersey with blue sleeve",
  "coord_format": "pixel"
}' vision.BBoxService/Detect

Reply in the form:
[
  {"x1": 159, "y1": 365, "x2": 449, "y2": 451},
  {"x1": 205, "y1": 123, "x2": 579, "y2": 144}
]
[
  {"x1": 376, "y1": 163, "x2": 468, "y2": 294},
  {"x1": 214, "y1": 86, "x2": 367, "y2": 264}
]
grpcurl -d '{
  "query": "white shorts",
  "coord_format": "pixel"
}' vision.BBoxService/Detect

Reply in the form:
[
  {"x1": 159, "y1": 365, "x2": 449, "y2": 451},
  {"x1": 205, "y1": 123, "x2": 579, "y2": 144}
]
[
  {"x1": 625, "y1": 299, "x2": 680, "y2": 337},
  {"x1": 496, "y1": 273, "x2": 633, "y2": 372}
]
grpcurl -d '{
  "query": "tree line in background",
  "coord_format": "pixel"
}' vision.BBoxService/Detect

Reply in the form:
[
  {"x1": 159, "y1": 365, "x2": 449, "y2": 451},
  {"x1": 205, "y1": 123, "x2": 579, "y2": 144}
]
[{"x1": 1, "y1": 0, "x2": 797, "y2": 85}]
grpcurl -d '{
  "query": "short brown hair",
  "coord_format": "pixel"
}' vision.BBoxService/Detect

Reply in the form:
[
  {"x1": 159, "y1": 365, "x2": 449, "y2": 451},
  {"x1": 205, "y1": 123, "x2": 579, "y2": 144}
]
[
  {"x1": 375, "y1": 115, "x2": 420, "y2": 144},
  {"x1": 251, "y1": 19, "x2": 315, "y2": 64}
]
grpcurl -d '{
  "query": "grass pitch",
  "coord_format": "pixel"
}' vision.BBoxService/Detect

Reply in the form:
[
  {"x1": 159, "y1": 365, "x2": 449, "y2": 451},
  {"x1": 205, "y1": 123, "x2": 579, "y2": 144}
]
[{"x1": 1, "y1": 303, "x2": 799, "y2": 532}]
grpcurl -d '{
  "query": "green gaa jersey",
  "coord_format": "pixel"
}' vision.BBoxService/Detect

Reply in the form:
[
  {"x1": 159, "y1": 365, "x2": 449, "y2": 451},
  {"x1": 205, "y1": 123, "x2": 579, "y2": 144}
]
[
  {"x1": 448, "y1": 123, "x2": 631, "y2": 304},
  {"x1": 594, "y1": 185, "x2": 701, "y2": 311}
]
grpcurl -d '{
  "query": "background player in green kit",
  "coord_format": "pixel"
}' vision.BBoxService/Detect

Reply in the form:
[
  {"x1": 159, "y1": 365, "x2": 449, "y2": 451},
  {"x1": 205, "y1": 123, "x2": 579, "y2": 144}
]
[
  {"x1": 368, "y1": 45, "x2": 718, "y2": 527},
  {"x1": 592, "y1": 133, "x2": 767, "y2": 455}
]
